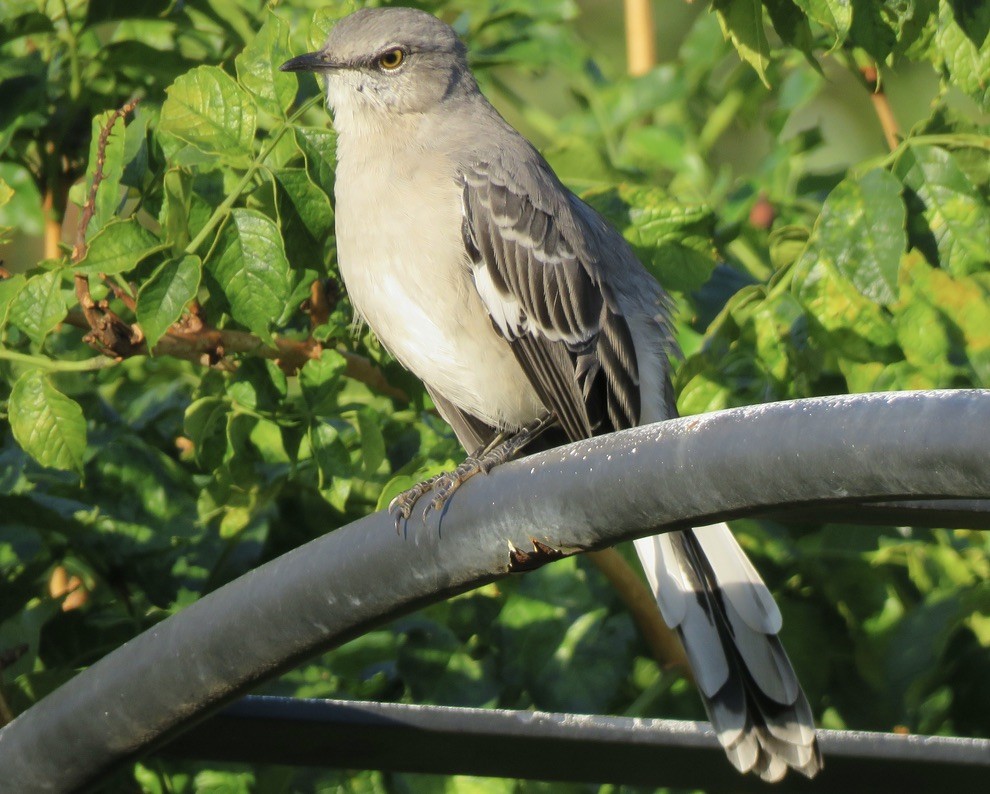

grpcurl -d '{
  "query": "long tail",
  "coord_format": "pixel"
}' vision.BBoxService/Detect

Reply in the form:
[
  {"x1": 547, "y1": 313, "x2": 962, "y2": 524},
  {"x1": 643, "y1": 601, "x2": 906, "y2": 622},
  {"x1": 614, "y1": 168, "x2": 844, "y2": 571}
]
[{"x1": 634, "y1": 523, "x2": 822, "y2": 782}]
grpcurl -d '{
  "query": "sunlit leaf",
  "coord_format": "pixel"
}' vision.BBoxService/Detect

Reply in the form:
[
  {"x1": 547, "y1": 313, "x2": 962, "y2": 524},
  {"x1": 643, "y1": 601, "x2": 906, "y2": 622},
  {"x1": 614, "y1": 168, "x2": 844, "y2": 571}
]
[
  {"x1": 160, "y1": 66, "x2": 257, "y2": 165},
  {"x1": 805, "y1": 170, "x2": 906, "y2": 305},
  {"x1": 76, "y1": 218, "x2": 162, "y2": 276},
  {"x1": 208, "y1": 209, "x2": 292, "y2": 341},
  {"x1": 8, "y1": 371, "x2": 86, "y2": 473},
  {"x1": 895, "y1": 145, "x2": 990, "y2": 276},
  {"x1": 714, "y1": 0, "x2": 771, "y2": 86},
  {"x1": 137, "y1": 254, "x2": 202, "y2": 349},
  {"x1": 934, "y1": 1, "x2": 990, "y2": 111},
  {"x1": 7, "y1": 269, "x2": 66, "y2": 345},
  {"x1": 235, "y1": 10, "x2": 296, "y2": 117}
]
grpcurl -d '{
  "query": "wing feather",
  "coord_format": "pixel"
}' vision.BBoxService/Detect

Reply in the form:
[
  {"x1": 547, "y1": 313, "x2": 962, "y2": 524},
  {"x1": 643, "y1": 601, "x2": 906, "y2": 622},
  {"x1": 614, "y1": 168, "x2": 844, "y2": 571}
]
[{"x1": 461, "y1": 160, "x2": 642, "y2": 440}]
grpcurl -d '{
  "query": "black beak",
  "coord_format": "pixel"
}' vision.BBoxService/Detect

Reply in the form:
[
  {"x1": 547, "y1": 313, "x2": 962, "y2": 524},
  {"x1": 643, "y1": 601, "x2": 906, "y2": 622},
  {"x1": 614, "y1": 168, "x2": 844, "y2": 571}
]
[{"x1": 279, "y1": 52, "x2": 331, "y2": 73}]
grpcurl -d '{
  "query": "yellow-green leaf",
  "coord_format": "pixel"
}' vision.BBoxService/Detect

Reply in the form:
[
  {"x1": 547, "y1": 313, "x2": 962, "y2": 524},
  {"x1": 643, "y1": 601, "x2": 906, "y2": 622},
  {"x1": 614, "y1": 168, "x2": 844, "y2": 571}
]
[
  {"x1": 77, "y1": 218, "x2": 161, "y2": 276},
  {"x1": 160, "y1": 66, "x2": 257, "y2": 165},
  {"x1": 9, "y1": 370, "x2": 86, "y2": 473},
  {"x1": 7, "y1": 269, "x2": 66, "y2": 345}
]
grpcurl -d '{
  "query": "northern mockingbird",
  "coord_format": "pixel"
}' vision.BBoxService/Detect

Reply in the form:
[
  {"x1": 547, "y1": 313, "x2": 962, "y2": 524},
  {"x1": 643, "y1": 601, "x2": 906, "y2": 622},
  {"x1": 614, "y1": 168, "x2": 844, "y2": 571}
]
[{"x1": 282, "y1": 7, "x2": 821, "y2": 781}]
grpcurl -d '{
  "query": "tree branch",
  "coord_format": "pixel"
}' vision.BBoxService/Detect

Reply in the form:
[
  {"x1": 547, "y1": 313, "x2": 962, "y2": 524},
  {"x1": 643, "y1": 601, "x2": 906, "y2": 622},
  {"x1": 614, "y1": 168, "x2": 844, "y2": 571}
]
[
  {"x1": 71, "y1": 99, "x2": 143, "y2": 359},
  {"x1": 859, "y1": 64, "x2": 900, "y2": 151},
  {"x1": 624, "y1": 0, "x2": 657, "y2": 76},
  {"x1": 586, "y1": 549, "x2": 693, "y2": 679}
]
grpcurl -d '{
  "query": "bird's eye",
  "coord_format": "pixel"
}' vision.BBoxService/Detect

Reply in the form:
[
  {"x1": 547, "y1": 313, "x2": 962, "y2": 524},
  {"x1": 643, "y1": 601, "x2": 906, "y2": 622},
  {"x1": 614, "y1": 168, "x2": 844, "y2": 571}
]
[{"x1": 377, "y1": 48, "x2": 405, "y2": 70}]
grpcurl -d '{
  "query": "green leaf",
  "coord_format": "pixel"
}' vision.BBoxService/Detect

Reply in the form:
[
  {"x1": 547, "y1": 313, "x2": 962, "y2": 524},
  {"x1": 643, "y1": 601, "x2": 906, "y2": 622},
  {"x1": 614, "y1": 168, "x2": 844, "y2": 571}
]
[
  {"x1": 0, "y1": 272, "x2": 26, "y2": 330},
  {"x1": 0, "y1": 177, "x2": 12, "y2": 207},
  {"x1": 7, "y1": 269, "x2": 66, "y2": 346},
  {"x1": 763, "y1": 0, "x2": 820, "y2": 66},
  {"x1": 184, "y1": 397, "x2": 229, "y2": 471},
  {"x1": 582, "y1": 184, "x2": 717, "y2": 292},
  {"x1": 299, "y1": 350, "x2": 348, "y2": 415},
  {"x1": 274, "y1": 169, "x2": 334, "y2": 243},
  {"x1": 793, "y1": 258, "x2": 898, "y2": 360},
  {"x1": 8, "y1": 371, "x2": 86, "y2": 473},
  {"x1": 793, "y1": 0, "x2": 853, "y2": 42},
  {"x1": 899, "y1": 252, "x2": 990, "y2": 384},
  {"x1": 229, "y1": 359, "x2": 287, "y2": 412},
  {"x1": 159, "y1": 66, "x2": 257, "y2": 165},
  {"x1": 895, "y1": 145, "x2": 990, "y2": 276},
  {"x1": 81, "y1": 111, "x2": 127, "y2": 238},
  {"x1": 848, "y1": 0, "x2": 904, "y2": 61},
  {"x1": 77, "y1": 219, "x2": 162, "y2": 276},
  {"x1": 275, "y1": 168, "x2": 335, "y2": 268},
  {"x1": 715, "y1": 0, "x2": 771, "y2": 86},
  {"x1": 295, "y1": 127, "x2": 337, "y2": 198},
  {"x1": 356, "y1": 407, "x2": 386, "y2": 475},
  {"x1": 235, "y1": 10, "x2": 296, "y2": 117},
  {"x1": 161, "y1": 169, "x2": 212, "y2": 252},
  {"x1": 137, "y1": 255, "x2": 202, "y2": 350},
  {"x1": 809, "y1": 169, "x2": 906, "y2": 305},
  {"x1": 935, "y1": 1, "x2": 990, "y2": 111},
  {"x1": 0, "y1": 12, "x2": 54, "y2": 47},
  {"x1": 310, "y1": 423, "x2": 351, "y2": 489},
  {"x1": 209, "y1": 209, "x2": 292, "y2": 341}
]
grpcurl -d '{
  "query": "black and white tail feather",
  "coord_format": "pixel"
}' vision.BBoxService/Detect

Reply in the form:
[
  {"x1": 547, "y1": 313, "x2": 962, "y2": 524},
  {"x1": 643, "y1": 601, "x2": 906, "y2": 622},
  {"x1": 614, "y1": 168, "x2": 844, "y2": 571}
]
[
  {"x1": 455, "y1": 120, "x2": 822, "y2": 781},
  {"x1": 636, "y1": 527, "x2": 821, "y2": 780}
]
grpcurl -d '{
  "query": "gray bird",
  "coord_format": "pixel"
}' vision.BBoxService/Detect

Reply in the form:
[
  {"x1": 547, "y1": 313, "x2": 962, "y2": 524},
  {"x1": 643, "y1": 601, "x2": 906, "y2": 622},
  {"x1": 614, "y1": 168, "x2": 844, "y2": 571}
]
[{"x1": 281, "y1": 7, "x2": 821, "y2": 781}]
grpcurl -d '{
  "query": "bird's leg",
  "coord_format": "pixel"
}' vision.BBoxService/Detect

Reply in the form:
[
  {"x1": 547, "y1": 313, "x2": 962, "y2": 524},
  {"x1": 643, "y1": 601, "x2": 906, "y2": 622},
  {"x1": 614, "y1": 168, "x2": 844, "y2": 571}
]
[
  {"x1": 423, "y1": 413, "x2": 556, "y2": 518},
  {"x1": 388, "y1": 413, "x2": 555, "y2": 529}
]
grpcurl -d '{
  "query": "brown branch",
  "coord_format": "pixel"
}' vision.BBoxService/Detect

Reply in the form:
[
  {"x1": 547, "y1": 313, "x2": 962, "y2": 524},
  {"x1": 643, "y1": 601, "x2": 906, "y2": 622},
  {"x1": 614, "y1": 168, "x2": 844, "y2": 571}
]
[
  {"x1": 62, "y1": 307, "x2": 409, "y2": 400},
  {"x1": 42, "y1": 190, "x2": 61, "y2": 261},
  {"x1": 624, "y1": 0, "x2": 657, "y2": 77},
  {"x1": 104, "y1": 276, "x2": 138, "y2": 312},
  {"x1": 70, "y1": 99, "x2": 142, "y2": 359},
  {"x1": 304, "y1": 278, "x2": 337, "y2": 329},
  {"x1": 860, "y1": 65, "x2": 900, "y2": 151},
  {"x1": 586, "y1": 548, "x2": 693, "y2": 679},
  {"x1": 73, "y1": 98, "x2": 140, "y2": 263}
]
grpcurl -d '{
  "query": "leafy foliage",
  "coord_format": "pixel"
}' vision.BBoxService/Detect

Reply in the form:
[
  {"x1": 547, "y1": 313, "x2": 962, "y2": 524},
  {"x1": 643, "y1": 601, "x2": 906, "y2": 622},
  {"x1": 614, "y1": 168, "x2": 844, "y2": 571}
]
[{"x1": 1, "y1": 0, "x2": 988, "y2": 791}]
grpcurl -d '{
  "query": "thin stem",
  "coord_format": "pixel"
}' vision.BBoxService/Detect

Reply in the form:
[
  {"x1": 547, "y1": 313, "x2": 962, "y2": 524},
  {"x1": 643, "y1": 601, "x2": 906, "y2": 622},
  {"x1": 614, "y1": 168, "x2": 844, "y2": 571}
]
[
  {"x1": 0, "y1": 348, "x2": 119, "y2": 372},
  {"x1": 57, "y1": 0, "x2": 82, "y2": 101},
  {"x1": 184, "y1": 95, "x2": 322, "y2": 257},
  {"x1": 861, "y1": 65, "x2": 900, "y2": 151}
]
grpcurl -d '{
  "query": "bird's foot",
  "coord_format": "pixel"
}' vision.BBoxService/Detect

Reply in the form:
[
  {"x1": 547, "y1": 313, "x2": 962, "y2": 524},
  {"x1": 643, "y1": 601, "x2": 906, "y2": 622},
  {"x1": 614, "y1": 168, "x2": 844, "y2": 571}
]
[
  {"x1": 389, "y1": 413, "x2": 557, "y2": 531},
  {"x1": 388, "y1": 472, "x2": 446, "y2": 532},
  {"x1": 423, "y1": 455, "x2": 496, "y2": 519},
  {"x1": 387, "y1": 456, "x2": 492, "y2": 531}
]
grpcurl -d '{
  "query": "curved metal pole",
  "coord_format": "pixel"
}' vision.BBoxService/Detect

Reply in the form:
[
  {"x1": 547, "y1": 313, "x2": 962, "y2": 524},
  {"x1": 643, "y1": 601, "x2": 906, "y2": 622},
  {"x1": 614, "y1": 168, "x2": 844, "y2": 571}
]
[{"x1": 1, "y1": 390, "x2": 988, "y2": 792}]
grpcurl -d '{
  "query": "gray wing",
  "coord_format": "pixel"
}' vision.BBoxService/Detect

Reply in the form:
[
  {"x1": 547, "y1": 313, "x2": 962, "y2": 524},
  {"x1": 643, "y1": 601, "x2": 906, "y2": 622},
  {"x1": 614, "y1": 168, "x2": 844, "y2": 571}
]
[{"x1": 461, "y1": 158, "x2": 647, "y2": 441}]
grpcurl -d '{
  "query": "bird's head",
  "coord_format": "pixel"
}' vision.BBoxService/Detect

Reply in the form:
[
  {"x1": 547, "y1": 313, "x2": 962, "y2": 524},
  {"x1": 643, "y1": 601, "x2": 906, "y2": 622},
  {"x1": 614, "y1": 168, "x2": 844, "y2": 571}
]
[{"x1": 281, "y1": 8, "x2": 473, "y2": 129}]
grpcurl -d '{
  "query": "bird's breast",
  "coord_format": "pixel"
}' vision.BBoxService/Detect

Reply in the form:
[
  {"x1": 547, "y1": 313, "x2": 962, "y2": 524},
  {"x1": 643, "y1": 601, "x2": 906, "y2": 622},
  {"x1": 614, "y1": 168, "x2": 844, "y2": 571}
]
[{"x1": 333, "y1": 147, "x2": 544, "y2": 431}]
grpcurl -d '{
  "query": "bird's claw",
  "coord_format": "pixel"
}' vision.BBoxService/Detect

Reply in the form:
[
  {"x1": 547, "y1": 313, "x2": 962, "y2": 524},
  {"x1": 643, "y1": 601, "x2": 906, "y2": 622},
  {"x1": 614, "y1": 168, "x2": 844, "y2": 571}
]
[
  {"x1": 389, "y1": 456, "x2": 492, "y2": 530},
  {"x1": 388, "y1": 476, "x2": 441, "y2": 533}
]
